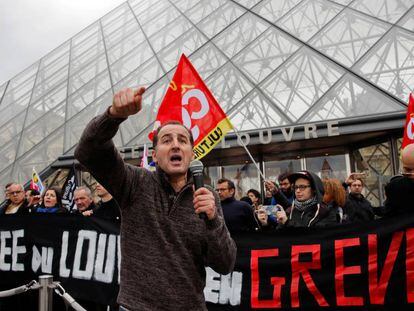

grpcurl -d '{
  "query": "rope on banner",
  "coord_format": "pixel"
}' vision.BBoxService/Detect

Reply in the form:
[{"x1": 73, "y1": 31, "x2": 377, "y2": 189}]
[{"x1": 0, "y1": 280, "x2": 39, "y2": 298}]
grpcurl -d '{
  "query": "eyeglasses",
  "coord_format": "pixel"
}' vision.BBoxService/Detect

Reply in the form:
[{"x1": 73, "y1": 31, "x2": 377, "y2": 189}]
[
  {"x1": 10, "y1": 191, "x2": 23, "y2": 195},
  {"x1": 215, "y1": 188, "x2": 229, "y2": 192},
  {"x1": 294, "y1": 185, "x2": 311, "y2": 191}
]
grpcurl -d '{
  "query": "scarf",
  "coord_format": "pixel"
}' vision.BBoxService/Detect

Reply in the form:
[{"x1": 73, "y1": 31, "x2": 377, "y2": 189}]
[
  {"x1": 37, "y1": 206, "x2": 59, "y2": 213},
  {"x1": 293, "y1": 196, "x2": 318, "y2": 212}
]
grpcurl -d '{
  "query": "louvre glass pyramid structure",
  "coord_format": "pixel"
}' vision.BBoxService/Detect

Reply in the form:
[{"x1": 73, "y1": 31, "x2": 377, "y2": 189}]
[{"x1": 0, "y1": 0, "x2": 413, "y2": 187}]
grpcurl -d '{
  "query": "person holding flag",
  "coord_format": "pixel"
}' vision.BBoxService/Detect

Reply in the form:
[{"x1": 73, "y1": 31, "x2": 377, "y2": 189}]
[
  {"x1": 381, "y1": 93, "x2": 414, "y2": 217},
  {"x1": 75, "y1": 55, "x2": 236, "y2": 311}
]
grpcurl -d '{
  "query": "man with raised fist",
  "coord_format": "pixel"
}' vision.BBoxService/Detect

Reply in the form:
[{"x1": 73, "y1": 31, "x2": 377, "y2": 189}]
[{"x1": 75, "y1": 87, "x2": 236, "y2": 311}]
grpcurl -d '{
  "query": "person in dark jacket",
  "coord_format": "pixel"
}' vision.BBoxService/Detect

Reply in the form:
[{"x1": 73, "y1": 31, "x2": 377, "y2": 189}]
[
  {"x1": 0, "y1": 183, "x2": 29, "y2": 215},
  {"x1": 343, "y1": 177, "x2": 375, "y2": 222},
  {"x1": 35, "y1": 187, "x2": 67, "y2": 214},
  {"x1": 217, "y1": 178, "x2": 257, "y2": 233},
  {"x1": 71, "y1": 186, "x2": 96, "y2": 216},
  {"x1": 270, "y1": 172, "x2": 294, "y2": 206},
  {"x1": 93, "y1": 183, "x2": 121, "y2": 222},
  {"x1": 382, "y1": 143, "x2": 414, "y2": 216},
  {"x1": 273, "y1": 171, "x2": 337, "y2": 227},
  {"x1": 323, "y1": 178, "x2": 346, "y2": 223}
]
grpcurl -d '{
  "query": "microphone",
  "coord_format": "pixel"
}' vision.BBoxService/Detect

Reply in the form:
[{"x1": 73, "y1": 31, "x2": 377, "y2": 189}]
[{"x1": 189, "y1": 160, "x2": 206, "y2": 220}]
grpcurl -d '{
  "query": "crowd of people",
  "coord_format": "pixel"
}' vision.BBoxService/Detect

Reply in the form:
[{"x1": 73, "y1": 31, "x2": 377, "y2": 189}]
[
  {"x1": 219, "y1": 143, "x2": 414, "y2": 234},
  {"x1": 0, "y1": 181, "x2": 120, "y2": 223}
]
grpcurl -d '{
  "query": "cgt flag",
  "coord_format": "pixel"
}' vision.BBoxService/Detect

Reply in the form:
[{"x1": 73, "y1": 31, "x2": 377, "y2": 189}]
[
  {"x1": 402, "y1": 93, "x2": 414, "y2": 149},
  {"x1": 149, "y1": 54, "x2": 233, "y2": 159},
  {"x1": 31, "y1": 167, "x2": 44, "y2": 194}
]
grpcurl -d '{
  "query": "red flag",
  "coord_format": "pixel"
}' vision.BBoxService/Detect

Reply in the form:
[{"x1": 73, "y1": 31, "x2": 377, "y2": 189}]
[
  {"x1": 149, "y1": 54, "x2": 233, "y2": 159},
  {"x1": 402, "y1": 93, "x2": 414, "y2": 149}
]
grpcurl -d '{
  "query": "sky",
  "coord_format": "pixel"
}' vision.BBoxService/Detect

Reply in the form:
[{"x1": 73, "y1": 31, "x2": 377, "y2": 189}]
[{"x1": 0, "y1": 0, "x2": 125, "y2": 85}]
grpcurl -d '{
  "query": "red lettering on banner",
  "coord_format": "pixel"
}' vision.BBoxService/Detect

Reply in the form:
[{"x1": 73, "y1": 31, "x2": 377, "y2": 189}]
[
  {"x1": 251, "y1": 249, "x2": 285, "y2": 309},
  {"x1": 407, "y1": 229, "x2": 414, "y2": 302},
  {"x1": 291, "y1": 245, "x2": 329, "y2": 307},
  {"x1": 368, "y1": 232, "x2": 403, "y2": 304},
  {"x1": 334, "y1": 238, "x2": 363, "y2": 306}
]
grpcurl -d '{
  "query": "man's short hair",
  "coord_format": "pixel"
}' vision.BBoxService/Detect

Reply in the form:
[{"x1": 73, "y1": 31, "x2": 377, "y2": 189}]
[
  {"x1": 152, "y1": 121, "x2": 194, "y2": 149},
  {"x1": 74, "y1": 186, "x2": 92, "y2": 198},
  {"x1": 351, "y1": 178, "x2": 364, "y2": 187},
  {"x1": 278, "y1": 172, "x2": 290, "y2": 183},
  {"x1": 217, "y1": 178, "x2": 235, "y2": 190},
  {"x1": 5, "y1": 182, "x2": 14, "y2": 190}
]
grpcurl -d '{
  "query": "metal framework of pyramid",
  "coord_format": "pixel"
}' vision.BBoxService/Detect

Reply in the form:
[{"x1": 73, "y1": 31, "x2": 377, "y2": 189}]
[{"x1": 0, "y1": 0, "x2": 413, "y2": 188}]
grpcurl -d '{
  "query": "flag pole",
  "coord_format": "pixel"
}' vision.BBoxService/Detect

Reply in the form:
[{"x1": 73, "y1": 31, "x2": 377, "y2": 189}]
[{"x1": 231, "y1": 127, "x2": 267, "y2": 182}]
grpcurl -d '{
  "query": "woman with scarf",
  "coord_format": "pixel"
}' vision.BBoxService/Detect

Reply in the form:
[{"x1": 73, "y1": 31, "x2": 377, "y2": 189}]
[
  {"x1": 268, "y1": 170, "x2": 337, "y2": 227},
  {"x1": 35, "y1": 187, "x2": 67, "y2": 214}
]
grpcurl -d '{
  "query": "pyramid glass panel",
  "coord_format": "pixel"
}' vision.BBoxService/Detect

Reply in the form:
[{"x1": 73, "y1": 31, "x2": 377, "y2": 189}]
[
  {"x1": 302, "y1": 73, "x2": 406, "y2": 122},
  {"x1": 26, "y1": 82, "x2": 67, "y2": 126},
  {"x1": 32, "y1": 42, "x2": 70, "y2": 102},
  {"x1": 0, "y1": 167, "x2": 12, "y2": 192},
  {"x1": 228, "y1": 89, "x2": 289, "y2": 132},
  {"x1": 0, "y1": 113, "x2": 25, "y2": 147},
  {"x1": 233, "y1": 27, "x2": 301, "y2": 83},
  {"x1": 310, "y1": 8, "x2": 390, "y2": 67},
  {"x1": 69, "y1": 53, "x2": 108, "y2": 94},
  {"x1": 197, "y1": 2, "x2": 246, "y2": 38},
  {"x1": 329, "y1": 0, "x2": 354, "y2": 5},
  {"x1": 398, "y1": 6, "x2": 414, "y2": 32},
  {"x1": 183, "y1": 0, "x2": 226, "y2": 24},
  {"x1": 67, "y1": 69, "x2": 111, "y2": 118},
  {"x1": 252, "y1": 0, "x2": 303, "y2": 23},
  {"x1": 157, "y1": 28, "x2": 207, "y2": 72},
  {"x1": 132, "y1": 0, "x2": 172, "y2": 26},
  {"x1": 104, "y1": 18, "x2": 142, "y2": 50},
  {"x1": 174, "y1": 0, "x2": 202, "y2": 13},
  {"x1": 72, "y1": 22, "x2": 102, "y2": 55},
  {"x1": 1, "y1": 62, "x2": 38, "y2": 113},
  {"x1": 0, "y1": 90, "x2": 32, "y2": 130},
  {"x1": 260, "y1": 47, "x2": 345, "y2": 121},
  {"x1": 140, "y1": 7, "x2": 181, "y2": 37},
  {"x1": 350, "y1": 0, "x2": 413, "y2": 24},
  {"x1": 110, "y1": 40, "x2": 154, "y2": 84},
  {"x1": 101, "y1": 3, "x2": 134, "y2": 29},
  {"x1": 11, "y1": 127, "x2": 65, "y2": 183},
  {"x1": 232, "y1": 0, "x2": 262, "y2": 9},
  {"x1": 276, "y1": 0, "x2": 342, "y2": 42},
  {"x1": 0, "y1": 139, "x2": 19, "y2": 172},
  {"x1": 71, "y1": 39, "x2": 105, "y2": 73},
  {"x1": 206, "y1": 62, "x2": 254, "y2": 114},
  {"x1": 354, "y1": 27, "x2": 414, "y2": 102},
  {"x1": 147, "y1": 16, "x2": 193, "y2": 52},
  {"x1": 18, "y1": 102, "x2": 66, "y2": 157},
  {"x1": 64, "y1": 90, "x2": 118, "y2": 152},
  {"x1": 213, "y1": 12, "x2": 270, "y2": 58},
  {"x1": 189, "y1": 42, "x2": 227, "y2": 80},
  {"x1": 0, "y1": 82, "x2": 7, "y2": 105}
]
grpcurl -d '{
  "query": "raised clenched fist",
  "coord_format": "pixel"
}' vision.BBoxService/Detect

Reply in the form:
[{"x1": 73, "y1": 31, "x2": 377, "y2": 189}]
[{"x1": 109, "y1": 87, "x2": 146, "y2": 118}]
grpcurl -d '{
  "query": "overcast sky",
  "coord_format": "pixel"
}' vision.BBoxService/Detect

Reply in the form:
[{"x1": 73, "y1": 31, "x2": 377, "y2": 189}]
[{"x1": 0, "y1": 0, "x2": 124, "y2": 85}]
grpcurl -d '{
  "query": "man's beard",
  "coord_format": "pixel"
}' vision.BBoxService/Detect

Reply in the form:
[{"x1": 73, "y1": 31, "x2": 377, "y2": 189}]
[{"x1": 282, "y1": 188, "x2": 293, "y2": 197}]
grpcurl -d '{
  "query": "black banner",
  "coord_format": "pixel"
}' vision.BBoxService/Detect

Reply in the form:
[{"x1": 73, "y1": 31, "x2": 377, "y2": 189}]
[{"x1": 1, "y1": 213, "x2": 414, "y2": 310}]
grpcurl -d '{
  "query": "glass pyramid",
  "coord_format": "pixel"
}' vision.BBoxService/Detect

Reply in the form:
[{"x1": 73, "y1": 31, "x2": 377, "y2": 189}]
[{"x1": 0, "y1": 0, "x2": 412, "y2": 188}]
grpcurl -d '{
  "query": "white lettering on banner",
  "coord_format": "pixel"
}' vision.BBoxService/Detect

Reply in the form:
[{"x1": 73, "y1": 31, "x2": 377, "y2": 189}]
[
  {"x1": 204, "y1": 267, "x2": 243, "y2": 306},
  {"x1": 72, "y1": 230, "x2": 97, "y2": 280},
  {"x1": 0, "y1": 231, "x2": 12, "y2": 271},
  {"x1": 182, "y1": 89, "x2": 210, "y2": 141},
  {"x1": 59, "y1": 231, "x2": 71, "y2": 277},
  {"x1": 0, "y1": 230, "x2": 26, "y2": 272},
  {"x1": 94, "y1": 233, "x2": 116, "y2": 283},
  {"x1": 32, "y1": 246, "x2": 53, "y2": 274}
]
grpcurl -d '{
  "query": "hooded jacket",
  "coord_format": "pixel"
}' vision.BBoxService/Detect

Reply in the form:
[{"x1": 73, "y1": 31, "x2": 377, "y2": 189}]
[{"x1": 283, "y1": 171, "x2": 337, "y2": 227}]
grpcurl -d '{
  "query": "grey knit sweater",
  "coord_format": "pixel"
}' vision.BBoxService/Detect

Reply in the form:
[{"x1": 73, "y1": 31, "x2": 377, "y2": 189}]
[{"x1": 74, "y1": 109, "x2": 237, "y2": 310}]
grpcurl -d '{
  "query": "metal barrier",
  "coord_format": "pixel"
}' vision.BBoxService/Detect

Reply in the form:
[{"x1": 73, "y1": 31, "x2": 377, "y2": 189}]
[{"x1": 0, "y1": 275, "x2": 87, "y2": 311}]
